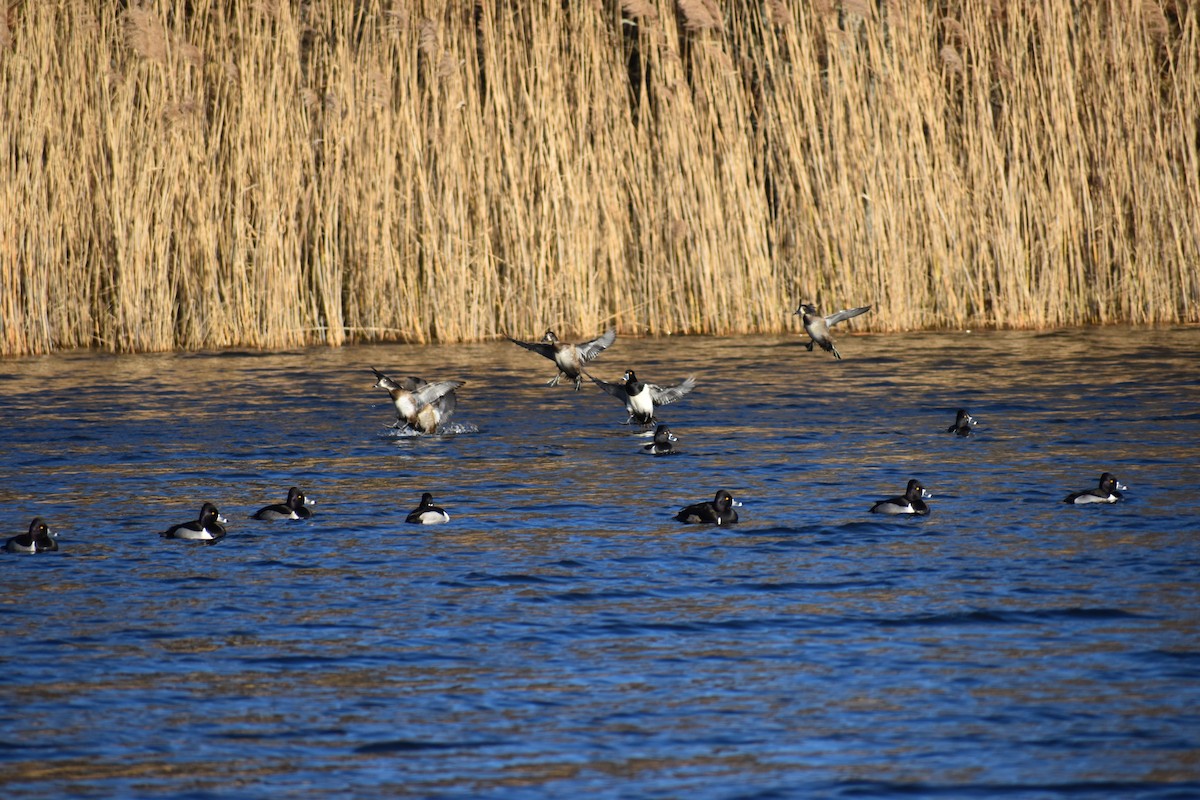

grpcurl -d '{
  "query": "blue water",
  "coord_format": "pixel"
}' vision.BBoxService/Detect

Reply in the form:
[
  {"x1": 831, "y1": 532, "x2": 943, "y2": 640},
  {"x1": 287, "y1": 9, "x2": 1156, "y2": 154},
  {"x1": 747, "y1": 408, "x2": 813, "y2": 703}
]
[{"x1": 2, "y1": 328, "x2": 1199, "y2": 798}]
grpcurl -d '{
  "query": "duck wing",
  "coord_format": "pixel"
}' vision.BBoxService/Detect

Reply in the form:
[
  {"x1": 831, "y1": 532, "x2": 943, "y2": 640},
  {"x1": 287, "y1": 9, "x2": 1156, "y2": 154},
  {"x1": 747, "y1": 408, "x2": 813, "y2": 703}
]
[
  {"x1": 588, "y1": 373, "x2": 627, "y2": 399},
  {"x1": 824, "y1": 305, "x2": 871, "y2": 327},
  {"x1": 674, "y1": 502, "x2": 713, "y2": 523},
  {"x1": 6, "y1": 532, "x2": 34, "y2": 550},
  {"x1": 252, "y1": 504, "x2": 293, "y2": 520},
  {"x1": 647, "y1": 376, "x2": 696, "y2": 406},
  {"x1": 576, "y1": 329, "x2": 616, "y2": 362},
  {"x1": 434, "y1": 387, "x2": 458, "y2": 415},
  {"x1": 412, "y1": 380, "x2": 464, "y2": 409},
  {"x1": 506, "y1": 336, "x2": 557, "y2": 359}
]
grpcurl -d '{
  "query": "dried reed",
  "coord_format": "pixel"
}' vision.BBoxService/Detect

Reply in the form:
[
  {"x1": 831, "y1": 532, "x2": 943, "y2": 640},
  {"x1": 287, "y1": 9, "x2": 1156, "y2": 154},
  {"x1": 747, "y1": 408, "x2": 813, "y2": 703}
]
[{"x1": 1, "y1": 0, "x2": 1197, "y2": 355}]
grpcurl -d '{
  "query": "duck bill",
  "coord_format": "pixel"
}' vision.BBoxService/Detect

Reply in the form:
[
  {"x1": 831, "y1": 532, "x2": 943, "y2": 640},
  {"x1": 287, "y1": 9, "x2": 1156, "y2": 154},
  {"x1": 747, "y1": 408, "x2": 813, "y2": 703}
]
[
  {"x1": 1116, "y1": 482, "x2": 1128, "y2": 491},
  {"x1": 921, "y1": 489, "x2": 933, "y2": 499},
  {"x1": 731, "y1": 500, "x2": 744, "y2": 507},
  {"x1": 217, "y1": 514, "x2": 229, "y2": 524}
]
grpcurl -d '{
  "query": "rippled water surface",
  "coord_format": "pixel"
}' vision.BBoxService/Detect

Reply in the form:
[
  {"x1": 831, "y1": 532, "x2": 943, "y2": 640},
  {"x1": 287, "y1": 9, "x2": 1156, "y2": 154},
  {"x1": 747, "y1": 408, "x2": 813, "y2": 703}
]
[{"x1": 2, "y1": 328, "x2": 1199, "y2": 798}]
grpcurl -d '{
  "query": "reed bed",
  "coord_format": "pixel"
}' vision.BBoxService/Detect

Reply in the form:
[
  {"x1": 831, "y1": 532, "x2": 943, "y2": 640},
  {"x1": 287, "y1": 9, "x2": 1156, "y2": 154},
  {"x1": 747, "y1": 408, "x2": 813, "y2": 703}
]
[{"x1": 1, "y1": 0, "x2": 1197, "y2": 355}]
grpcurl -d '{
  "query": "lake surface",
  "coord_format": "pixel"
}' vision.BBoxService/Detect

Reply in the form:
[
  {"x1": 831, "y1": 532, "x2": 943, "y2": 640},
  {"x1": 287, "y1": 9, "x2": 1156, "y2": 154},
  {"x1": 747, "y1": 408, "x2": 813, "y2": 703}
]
[{"x1": 2, "y1": 328, "x2": 1199, "y2": 798}]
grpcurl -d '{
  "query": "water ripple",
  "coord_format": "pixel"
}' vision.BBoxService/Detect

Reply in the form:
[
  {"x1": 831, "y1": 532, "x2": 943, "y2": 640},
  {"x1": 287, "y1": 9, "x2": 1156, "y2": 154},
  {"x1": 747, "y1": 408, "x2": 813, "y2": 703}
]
[{"x1": 2, "y1": 330, "x2": 1198, "y2": 797}]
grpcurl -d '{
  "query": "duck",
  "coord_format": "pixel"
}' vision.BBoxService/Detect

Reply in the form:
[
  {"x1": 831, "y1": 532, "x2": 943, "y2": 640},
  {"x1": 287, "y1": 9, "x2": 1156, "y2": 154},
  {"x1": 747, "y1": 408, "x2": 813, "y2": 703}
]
[
  {"x1": 161, "y1": 502, "x2": 228, "y2": 541},
  {"x1": 1063, "y1": 472, "x2": 1127, "y2": 504},
  {"x1": 507, "y1": 328, "x2": 617, "y2": 390},
  {"x1": 947, "y1": 408, "x2": 978, "y2": 437},
  {"x1": 674, "y1": 489, "x2": 741, "y2": 525},
  {"x1": 794, "y1": 301, "x2": 871, "y2": 359},
  {"x1": 4, "y1": 518, "x2": 58, "y2": 554},
  {"x1": 252, "y1": 487, "x2": 314, "y2": 520},
  {"x1": 869, "y1": 479, "x2": 931, "y2": 516},
  {"x1": 406, "y1": 492, "x2": 450, "y2": 524},
  {"x1": 641, "y1": 424, "x2": 680, "y2": 456},
  {"x1": 589, "y1": 369, "x2": 696, "y2": 426},
  {"x1": 372, "y1": 368, "x2": 464, "y2": 434}
]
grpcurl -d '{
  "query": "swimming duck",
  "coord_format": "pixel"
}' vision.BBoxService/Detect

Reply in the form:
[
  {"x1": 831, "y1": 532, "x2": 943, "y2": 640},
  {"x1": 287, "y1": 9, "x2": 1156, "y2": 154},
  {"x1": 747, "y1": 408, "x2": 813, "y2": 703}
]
[
  {"x1": 162, "y1": 502, "x2": 228, "y2": 541},
  {"x1": 641, "y1": 424, "x2": 680, "y2": 456},
  {"x1": 4, "y1": 518, "x2": 58, "y2": 554},
  {"x1": 508, "y1": 328, "x2": 617, "y2": 390},
  {"x1": 252, "y1": 487, "x2": 314, "y2": 520},
  {"x1": 947, "y1": 408, "x2": 978, "y2": 437},
  {"x1": 869, "y1": 479, "x2": 931, "y2": 516},
  {"x1": 406, "y1": 492, "x2": 450, "y2": 524},
  {"x1": 372, "y1": 368, "x2": 464, "y2": 434},
  {"x1": 589, "y1": 369, "x2": 696, "y2": 425},
  {"x1": 794, "y1": 301, "x2": 871, "y2": 359},
  {"x1": 674, "y1": 489, "x2": 741, "y2": 525},
  {"x1": 1063, "y1": 472, "x2": 1127, "y2": 504}
]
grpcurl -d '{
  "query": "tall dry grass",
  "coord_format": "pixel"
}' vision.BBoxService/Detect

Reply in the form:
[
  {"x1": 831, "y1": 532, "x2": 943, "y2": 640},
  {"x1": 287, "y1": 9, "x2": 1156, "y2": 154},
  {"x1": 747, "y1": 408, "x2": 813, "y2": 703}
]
[{"x1": 1, "y1": 0, "x2": 1197, "y2": 355}]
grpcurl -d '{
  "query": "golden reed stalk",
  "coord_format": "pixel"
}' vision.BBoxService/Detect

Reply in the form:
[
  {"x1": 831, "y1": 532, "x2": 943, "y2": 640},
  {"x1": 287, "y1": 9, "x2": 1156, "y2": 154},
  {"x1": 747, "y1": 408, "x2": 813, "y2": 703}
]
[{"x1": 1, "y1": 1, "x2": 1196, "y2": 355}]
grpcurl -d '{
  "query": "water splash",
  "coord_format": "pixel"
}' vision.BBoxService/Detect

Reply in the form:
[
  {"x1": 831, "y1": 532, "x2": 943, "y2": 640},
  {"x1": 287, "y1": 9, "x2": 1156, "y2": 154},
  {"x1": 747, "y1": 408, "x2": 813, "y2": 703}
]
[{"x1": 379, "y1": 422, "x2": 479, "y2": 438}]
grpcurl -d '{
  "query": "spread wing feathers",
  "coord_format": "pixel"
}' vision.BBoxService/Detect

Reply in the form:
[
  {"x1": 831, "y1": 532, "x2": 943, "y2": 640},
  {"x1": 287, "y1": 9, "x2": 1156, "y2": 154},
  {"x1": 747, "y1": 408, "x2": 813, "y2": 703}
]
[
  {"x1": 647, "y1": 376, "x2": 696, "y2": 406},
  {"x1": 824, "y1": 305, "x2": 872, "y2": 327},
  {"x1": 587, "y1": 373, "x2": 625, "y2": 399},
  {"x1": 506, "y1": 337, "x2": 557, "y2": 360},
  {"x1": 434, "y1": 387, "x2": 457, "y2": 415},
  {"x1": 412, "y1": 380, "x2": 464, "y2": 408},
  {"x1": 576, "y1": 329, "x2": 617, "y2": 362}
]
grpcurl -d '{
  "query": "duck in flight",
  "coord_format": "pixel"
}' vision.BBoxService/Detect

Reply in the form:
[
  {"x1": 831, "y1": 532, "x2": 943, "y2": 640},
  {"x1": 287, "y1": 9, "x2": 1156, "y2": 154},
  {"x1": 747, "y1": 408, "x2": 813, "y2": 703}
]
[
  {"x1": 507, "y1": 328, "x2": 616, "y2": 390},
  {"x1": 794, "y1": 301, "x2": 871, "y2": 359},
  {"x1": 589, "y1": 369, "x2": 695, "y2": 426}
]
